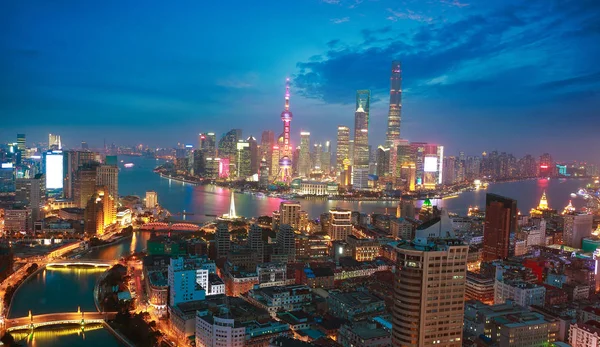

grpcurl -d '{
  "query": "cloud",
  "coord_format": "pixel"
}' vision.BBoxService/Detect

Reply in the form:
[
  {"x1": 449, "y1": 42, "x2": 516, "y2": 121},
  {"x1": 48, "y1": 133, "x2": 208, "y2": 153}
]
[
  {"x1": 321, "y1": 0, "x2": 340, "y2": 4},
  {"x1": 441, "y1": 0, "x2": 469, "y2": 8},
  {"x1": 294, "y1": 0, "x2": 600, "y2": 109},
  {"x1": 331, "y1": 17, "x2": 350, "y2": 24},
  {"x1": 216, "y1": 73, "x2": 259, "y2": 89},
  {"x1": 386, "y1": 8, "x2": 433, "y2": 23}
]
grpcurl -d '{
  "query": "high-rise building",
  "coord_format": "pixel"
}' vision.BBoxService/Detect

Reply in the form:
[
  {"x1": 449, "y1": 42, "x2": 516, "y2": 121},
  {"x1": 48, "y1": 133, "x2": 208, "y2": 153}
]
[
  {"x1": 392, "y1": 222, "x2": 467, "y2": 347},
  {"x1": 312, "y1": 143, "x2": 322, "y2": 171},
  {"x1": 299, "y1": 132, "x2": 311, "y2": 177},
  {"x1": 355, "y1": 90, "x2": 370, "y2": 120},
  {"x1": 145, "y1": 191, "x2": 158, "y2": 209},
  {"x1": 218, "y1": 129, "x2": 240, "y2": 174},
  {"x1": 278, "y1": 201, "x2": 301, "y2": 230},
  {"x1": 16, "y1": 134, "x2": 26, "y2": 164},
  {"x1": 248, "y1": 224, "x2": 264, "y2": 263},
  {"x1": 539, "y1": 153, "x2": 554, "y2": 177},
  {"x1": 261, "y1": 130, "x2": 275, "y2": 174},
  {"x1": 84, "y1": 186, "x2": 116, "y2": 235},
  {"x1": 386, "y1": 61, "x2": 402, "y2": 147},
  {"x1": 483, "y1": 194, "x2": 517, "y2": 261},
  {"x1": 63, "y1": 150, "x2": 98, "y2": 199},
  {"x1": 353, "y1": 105, "x2": 369, "y2": 169},
  {"x1": 167, "y1": 257, "x2": 209, "y2": 306},
  {"x1": 259, "y1": 157, "x2": 269, "y2": 188},
  {"x1": 563, "y1": 213, "x2": 593, "y2": 248},
  {"x1": 336, "y1": 126, "x2": 350, "y2": 173},
  {"x1": 270, "y1": 145, "x2": 281, "y2": 181},
  {"x1": 0, "y1": 163, "x2": 15, "y2": 193},
  {"x1": 44, "y1": 150, "x2": 64, "y2": 193},
  {"x1": 329, "y1": 208, "x2": 352, "y2": 240},
  {"x1": 48, "y1": 134, "x2": 62, "y2": 150},
  {"x1": 198, "y1": 132, "x2": 217, "y2": 158},
  {"x1": 74, "y1": 165, "x2": 98, "y2": 208},
  {"x1": 376, "y1": 146, "x2": 390, "y2": 178},
  {"x1": 236, "y1": 140, "x2": 251, "y2": 178},
  {"x1": 321, "y1": 140, "x2": 331, "y2": 173},
  {"x1": 247, "y1": 136, "x2": 259, "y2": 175},
  {"x1": 15, "y1": 176, "x2": 45, "y2": 223},
  {"x1": 214, "y1": 223, "x2": 230, "y2": 260},
  {"x1": 277, "y1": 224, "x2": 296, "y2": 262},
  {"x1": 81, "y1": 141, "x2": 89, "y2": 150},
  {"x1": 278, "y1": 78, "x2": 294, "y2": 183},
  {"x1": 96, "y1": 164, "x2": 119, "y2": 203}
]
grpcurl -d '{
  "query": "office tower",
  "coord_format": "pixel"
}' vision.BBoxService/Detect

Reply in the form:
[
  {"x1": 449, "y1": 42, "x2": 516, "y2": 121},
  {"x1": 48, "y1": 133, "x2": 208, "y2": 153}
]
[
  {"x1": 392, "y1": 228, "x2": 467, "y2": 346},
  {"x1": 321, "y1": 141, "x2": 331, "y2": 174},
  {"x1": 44, "y1": 150, "x2": 64, "y2": 193},
  {"x1": 248, "y1": 224, "x2": 264, "y2": 263},
  {"x1": 386, "y1": 61, "x2": 402, "y2": 147},
  {"x1": 15, "y1": 176, "x2": 44, "y2": 223},
  {"x1": 215, "y1": 223, "x2": 230, "y2": 259},
  {"x1": 352, "y1": 168, "x2": 369, "y2": 190},
  {"x1": 278, "y1": 201, "x2": 301, "y2": 230},
  {"x1": 199, "y1": 132, "x2": 217, "y2": 158},
  {"x1": 236, "y1": 140, "x2": 251, "y2": 178},
  {"x1": 16, "y1": 134, "x2": 26, "y2": 164},
  {"x1": 277, "y1": 224, "x2": 296, "y2": 262},
  {"x1": 0, "y1": 163, "x2": 15, "y2": 192},
  {"x1": 355, "y1": 90, "x2": 370, "y2": 120},
  {"x1": 299, "y1": 132, "x2": 311, "y2": 177},
  {"x1": 247, "y1": 136, "x2": 259, "y2": 175},
  {"x1": 259, "y1": 158, "x2": 269, "y2": 188},
  {"x1": 48, "y1": 134, "x2": 61, "y2": 150},
  {"x1": 270, "y1": 145, "x2": 281, "y2": 181},
  {"x1": 278, "y1": 78, "x2": 294, "y2": 183},
  {"x1": 218, "y1": 129, "x2": 239, "y2": 173},
  {"x1": 313, "y1": 143, "x2": 322, "y2": 171},
  {"x1": 348, "y1": 140, "x2": 355, "y2": 166},
  {"x1": 329, "y1": 208, "x2": 352, "y2": 240},
  {"x1": 396, "y1": 141, "x2": 416, "y2": 191},
  {"x1": 74, "y1": 165, "x2": 98, "y2": 208},
  {"x1": 353, "y1": 105, "x2": 369, "y2": 168},
  {"x1": 443, "y1": 156, "x2": 456, "y2": 185},
  {"x1": 64, "y1": 150, "x2": 97, "y2": 199},
  {"x1": 81, "y1": 141, "x2": 89, "y2": 150},
  {"x1": 336, "y1": 126, "x2": 350, "y2": 173},
  {"x1": 192, "y1": 150, "x2": 205, "y2": 176},
  {"x1": 483, "y1": 194, "x2": 517, "y2": 261},
  {"x1": 539, "y1": 153, "x2": 554, "y2": 177},
  {"x1": 376, "y1": 146, "x2": 390, "y2": 178},
  {"x1": 260, "y1": 130, "x2": 275, "y2": 173},
  {"x1": 84, "y1": 186, "x2": 116, "y2": 235},
  {"x1": 96, "y1": 164, "x2": 119, "y2": 202},
  {"x1": 563, "y1": 213, "x2": 593, "y2": 248},
  {"x1": 145, "y1": 191, "x2": 158, "y2": 209}
]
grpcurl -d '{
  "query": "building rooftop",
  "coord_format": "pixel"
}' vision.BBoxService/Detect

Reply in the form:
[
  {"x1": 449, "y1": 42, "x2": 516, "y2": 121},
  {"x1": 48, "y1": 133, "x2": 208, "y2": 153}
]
[
  {"x1": 345, "y1": 322, "x2": 390, "y2": 340},
  {"x1": 148, "y1": 270, "x2": 168, "y2": 287},
  {"x1": 328, "y1": 290, "x2": 383, "y2": 307}
]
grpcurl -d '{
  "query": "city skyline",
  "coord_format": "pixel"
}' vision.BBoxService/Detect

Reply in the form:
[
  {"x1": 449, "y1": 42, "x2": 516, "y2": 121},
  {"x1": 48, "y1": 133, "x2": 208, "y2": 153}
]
[{"x1": 2, "y1": 0, "x2": 599, "y2": 162}]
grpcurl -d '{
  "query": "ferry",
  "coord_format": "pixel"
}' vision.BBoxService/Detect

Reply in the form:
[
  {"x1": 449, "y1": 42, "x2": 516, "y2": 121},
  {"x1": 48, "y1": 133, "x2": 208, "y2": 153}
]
[{"x1": 124, "y1": 163, "x2": 135, "y2": 168}]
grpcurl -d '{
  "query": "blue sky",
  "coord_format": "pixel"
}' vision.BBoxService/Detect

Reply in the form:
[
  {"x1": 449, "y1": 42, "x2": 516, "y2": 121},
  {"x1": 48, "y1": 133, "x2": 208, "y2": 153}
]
[{"x1": 1, "y1": 0, "x2": 599, "y2": 162}]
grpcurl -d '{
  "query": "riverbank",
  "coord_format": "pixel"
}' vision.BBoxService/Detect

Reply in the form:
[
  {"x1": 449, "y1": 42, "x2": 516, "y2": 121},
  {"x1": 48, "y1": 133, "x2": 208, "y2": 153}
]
[{"x1": 5, "y1": 264, "x2": 42, "y2": 318}]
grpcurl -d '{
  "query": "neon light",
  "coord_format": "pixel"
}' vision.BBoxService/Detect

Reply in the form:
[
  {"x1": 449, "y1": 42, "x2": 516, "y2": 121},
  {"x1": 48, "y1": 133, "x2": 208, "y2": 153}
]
[{"x1": 540, "y1": 165, "x2": 548, "y2": 169}]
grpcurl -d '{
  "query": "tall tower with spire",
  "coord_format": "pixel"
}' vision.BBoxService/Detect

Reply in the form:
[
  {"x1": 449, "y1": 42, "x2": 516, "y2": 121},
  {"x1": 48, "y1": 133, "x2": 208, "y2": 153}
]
[
  {"x1": 278, "y1": 78, "x2": 293, "y2": 183},
  {"x1": 386, "y1": 61, "x2": 402, "y2": 147}
]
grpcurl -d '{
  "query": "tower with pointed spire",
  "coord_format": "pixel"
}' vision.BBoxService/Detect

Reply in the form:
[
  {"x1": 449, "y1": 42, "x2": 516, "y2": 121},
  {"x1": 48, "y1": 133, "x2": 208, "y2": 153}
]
[
  {"x1": 277, "y1": 78, "x2": 293, "y2": 183},
  {"x1": 530, "y1": 190, "x2": 556, "y2": 217}
]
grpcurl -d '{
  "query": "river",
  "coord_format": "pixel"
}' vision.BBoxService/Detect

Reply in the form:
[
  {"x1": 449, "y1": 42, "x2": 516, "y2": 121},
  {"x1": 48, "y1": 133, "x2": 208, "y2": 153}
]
[{"x1": 119, "y1": 156, "x2": 590, "y2": 219}]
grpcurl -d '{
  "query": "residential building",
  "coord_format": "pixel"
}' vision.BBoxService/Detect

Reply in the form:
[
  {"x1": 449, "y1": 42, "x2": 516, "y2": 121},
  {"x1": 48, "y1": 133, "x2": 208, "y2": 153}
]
[
  {"x1": 246, "y1": 285, "x2": 312, "y2": 317},
  {"x1": 483, "y1": 194, "x2": 517, "y2": 261},
  {"x1": 328, "y1": 291, "x2": 385, "y2": 322},
  {"x1": 329, "y1": 208, "x2": 352, "y2": 241}
]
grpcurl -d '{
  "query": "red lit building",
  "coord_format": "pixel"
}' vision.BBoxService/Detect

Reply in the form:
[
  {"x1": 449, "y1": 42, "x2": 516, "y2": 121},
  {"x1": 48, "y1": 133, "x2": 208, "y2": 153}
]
[{"x1": 483, "y1": 194, "x2": 517, "y2": 262}]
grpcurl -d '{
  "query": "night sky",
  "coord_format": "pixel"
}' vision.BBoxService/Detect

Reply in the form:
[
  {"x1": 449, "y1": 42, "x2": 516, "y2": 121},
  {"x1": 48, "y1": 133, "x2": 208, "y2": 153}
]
[{"x1": 1, "y1": 0, "x2": 599, "y2": 162}]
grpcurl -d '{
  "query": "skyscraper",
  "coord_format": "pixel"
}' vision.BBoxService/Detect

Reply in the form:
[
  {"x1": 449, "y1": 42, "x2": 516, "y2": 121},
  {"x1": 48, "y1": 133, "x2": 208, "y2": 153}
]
[
  {"x1": 261, "y1": 130, "x2": 275, "y2": 173},
  {"x1": 218, "y1": 129, "x2": 240, "y2": 176},
  {"x1": 278, "y1": 78, "x2": 293, "y2": 183},
  {"x1": 48, "y1": 134, "x2": 62, "y2": 150},
  {"x1": 248, "y1": 224, "x2": 265, "y2": 263},
  {"x1": 336, "y1": 126, "x2": 350, "y2": 173},
  {"x1": 84, "y1": 186, "x2": 116, "y2": 235},
  {"x1": 321, "y1": 141, "x2": 331, "y2": 173},
  {"x1": 386, "y1": 61, "x2": 402, "y2": 147},
  {"x1": 236, "y1": 140, "x2": 251, "y2": 178},
  {"x1": 355, "y1": 90, "x2": 370, "y2": 118},
  {"x1": 215, "y1": 223, "x2": 230, "y2": 260},
  {"x1": 96, "y1": 164, "x2": 119, "y2": 202},
  {"x1": 276, "y1": 224, "x2": 296, "y2": 262},
  {"x1": 299, "y1": 132, "x2": 311, "y2": 177},
  {"x1": 199, "y1": 132, "x2": 216, "y2": 158},
  {"x1": 15, "y1": 175, "x2": 44, "y2": 223},
  {"x1": 483, "y1": 194, "x2": 517, "y2": 261},
  {"x1": 353, "y1": 105, "x2": 369, "y2": 168},
  {"x1": 16, "y1": 134, "x2": 26, "y2": 164},
  {"x1": 247, "y1": 136, "x2": 259, "y2": 175},
  {"x1": 278, "y1": 201, "x2": 301, "y2": 230},
  {"x1": 329, "y1": 208, "x2": 352, "y2": 240},
  {"x1": 392, "y1": 220, "x2": 467, "y2": 346}
]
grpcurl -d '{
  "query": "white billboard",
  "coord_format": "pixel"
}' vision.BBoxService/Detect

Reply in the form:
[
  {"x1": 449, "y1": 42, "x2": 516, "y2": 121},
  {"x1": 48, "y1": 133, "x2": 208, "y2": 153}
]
[
  {"x1": 424, "y1": 156, "x2": 438, "y2": 172},
  {"x1": 46, "y1": 153, "x2": 63, "y2": 189}
]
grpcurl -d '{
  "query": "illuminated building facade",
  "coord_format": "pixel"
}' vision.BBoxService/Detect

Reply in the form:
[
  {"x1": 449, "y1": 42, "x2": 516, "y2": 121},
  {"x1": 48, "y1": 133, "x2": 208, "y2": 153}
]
[
  {"x1": 44, "y1": 150, "x2": 64, "y2": 194},
  {"x1": 386, "y1": 61, "x2": 402, "y2": 147},
  {"x1": 539, "y1": 153, "x2": 554, "y2": 177},
  {"x1": 329, "y1": 208, "x2": 352, "y2": 240},
  {"x1": 299, "y1": 132, "x2": 311, "y2": 177},
  {"x1": 277, "y1": 78, "x2": 293, "y2": 183},
  {"x1": 84, "y1": 186, "x2": 116, "y2": 235},
  {"x1": 336, "y1": 126, "x2": 350, "y2": 174},
  {"x1": 198, "y1": 132, "x2": 216, "y2": 158},
  {"x1": 48, "y1": 133, "x2": 62, "y2": 150},
  {"x1": 353, "y1": 105, "x2": 369, "y2": 169}
]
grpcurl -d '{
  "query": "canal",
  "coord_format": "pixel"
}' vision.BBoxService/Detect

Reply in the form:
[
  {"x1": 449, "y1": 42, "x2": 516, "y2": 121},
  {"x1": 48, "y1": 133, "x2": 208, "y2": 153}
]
[{"x1": 7, "y1": 232, "x2": 150, "y2": 346}]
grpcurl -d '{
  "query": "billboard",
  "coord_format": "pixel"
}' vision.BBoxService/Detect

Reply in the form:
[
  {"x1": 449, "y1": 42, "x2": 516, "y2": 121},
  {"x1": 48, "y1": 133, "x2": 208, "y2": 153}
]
[
  {"x1": 424, "y1": 156, "x2": 438, "y2": 172},
  {"x1": 45, "y1": 152, "x2": 64, "y2": 189}
]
